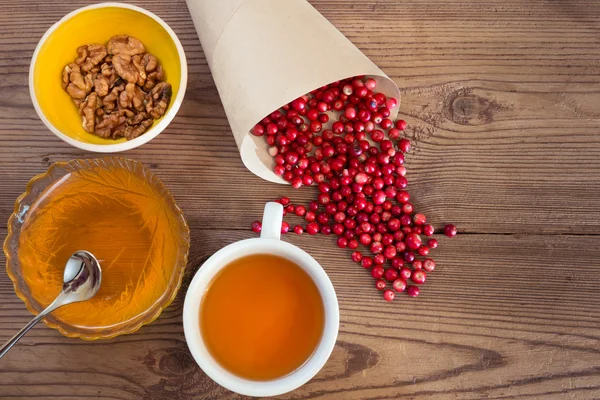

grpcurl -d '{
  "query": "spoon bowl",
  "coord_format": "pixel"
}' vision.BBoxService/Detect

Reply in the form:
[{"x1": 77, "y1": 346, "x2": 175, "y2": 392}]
[{"x1": 0, "y1": 251, "x2": 101, "y2": 359}]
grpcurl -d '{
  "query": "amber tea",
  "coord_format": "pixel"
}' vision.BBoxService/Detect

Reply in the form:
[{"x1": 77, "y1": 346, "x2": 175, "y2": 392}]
[{"x1": 200, "y1": 254, "x2": 325, "y2": 381}]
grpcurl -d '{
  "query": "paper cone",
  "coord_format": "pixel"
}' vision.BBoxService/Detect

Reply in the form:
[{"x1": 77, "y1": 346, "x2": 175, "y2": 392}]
[{"x1": 185, "y1": 0, "x2": 400, "y2": 183}]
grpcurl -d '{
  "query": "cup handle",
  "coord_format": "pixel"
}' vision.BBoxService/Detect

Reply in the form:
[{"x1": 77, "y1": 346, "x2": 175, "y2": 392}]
[{"x1": 260, "y1": 202, "x2": 283, "y2": 240}]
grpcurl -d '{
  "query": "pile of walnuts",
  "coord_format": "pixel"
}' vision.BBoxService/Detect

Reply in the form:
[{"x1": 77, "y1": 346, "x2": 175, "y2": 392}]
[{"x1": 62, "y1": 35, "x2": 172, "y2": 140}]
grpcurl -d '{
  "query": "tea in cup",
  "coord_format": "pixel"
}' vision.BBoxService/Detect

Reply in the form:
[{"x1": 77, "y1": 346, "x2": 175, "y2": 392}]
[{"x1": 183, "y1": 202, "x2": 339, "y2": 396}]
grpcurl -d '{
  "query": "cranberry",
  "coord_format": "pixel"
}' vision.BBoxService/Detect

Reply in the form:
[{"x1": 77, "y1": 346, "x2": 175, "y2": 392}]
[
  {"x1": 402, "y1": 202, "x2": 414, "y2": 214},
  {"x1": 383, "y1": 245, "x2": 397, "y2": 259},
  {"x1": 351, "y1": 251, "x2": 363, "y2": 262},
  {"x1": 361, "y1": 257, "x2": 373, "y2": 269},
  {"x1": 395, "y1": 119, "x2": 407, "y2": 130},
  {"x1": 417, "y1": 245, "x2": 429, "y2": 256},
  {"x1": 383, "y1": 289, "x2": 395, "y2": 302},
  {"x1": 382, "y1": 233, "x2": 394, "y2": 246},
  {"x1": 371, "y1": 265, "x2": 385, "y2": 279},
  {"x1": 291, "y1": 98, "x2": 306, "y2": 111},
  {"x1": 384, "y1": 268, "x2": 399, "y2": 282},
  {"x1": 396, "y1": 190, "x2": 410, "y2": 203},
  {"x1": 408, "y1": 261, "x2": 421, "y2": 272},
  {"x1": 365, "y1": 78, "x2": 377, "y2": 90},
  {"x1": 444, "y1": 224, "x2": 458, "y2": 237},
  {"x1": 413, "y1": 213, "x2": 426, "y2": 226},
  {"x1": 294, "y1": 225, "x2": 304, "y2": 235},
  {"x1": 399, "y1": 267, "x2": 412, "y2": 281},
  {"x1": 348, "y1": 239, "x2": 359, "y2": 249},
  {"x1": 359, "y1": 233, "x2": 372, "y2": 246},
  {"x1": 411, "y1": 270, "x2": 426, "y2": 284},
  {"x1": 399, "y1": 138, "x2": 411, "y2": 153},
  {"x1": 321, "y1": 225, "x2": 332, "y2": 235},
  {"x1": 279, "y1": 197, "x2": 290, "y2": 205},
  {"x1": 337, "y1": 237, "x2": 348, "y2": 248},
  {"x1": 373, "y1": 253, "x2": 385, "y2": 265},
  {"x1": 405, "y1": 233, "x2": 422, "y2": 250},
  {"x1": 391, "y1": 258, "x2": 404, "y2": 269},
  {"x1": 400, "y1": 214, "x2": 412, "y2": 226},
  {"x1": 370, "y1": 241, "x2": 383, "y2": 254},
  {"x1": 386, "y1": 97, "x2": 398, "y2": 109},
  {"x1": 392, "y1": 279, "x2": 406, "y2": 292},
  {"x1": 423, "y1": 224, "x2": 434, "y2": 236},
  {"x1": 375, "y1": 279, "x2": 387, "y2": 291},
  {"x1": 251, "y1": 124, "x2": 265, "y2": 136},
  {"x1": 403, "y1": 250, "x2": 415, "y2": 263},
  {"x1": 332, "y1": 223, "x2": 345, "y2": 236},
  {"x1": 306, "y1": 222, "x2": 319, "y2": 235},
  {"x1": 318, "y1": 212, "x2": 330, "y2": 225},
  {"x1": 427, "y1": 238, "x2": 438, "y2": 249},
  {"x1": 318, "y1": 193, "x2": 331, "y2": 205},
  {"x1": 395, "y1": 241, "x2": 406, "y2": 253},
  {"x1": 406, "y1": 285, "x2": 420, "y2": 297},
  {"x1": 251, "y1": 221, "x2": 262, "y2": 233},
  {"x1": 423, "y1": 258, "x2": 436, "y2": 272},
  {"x1": 373, "y1": 190, "x2": 386, "y2": 205},
  {"x1": 281, "y1": 221, "x2": 290, "y2": 234}
]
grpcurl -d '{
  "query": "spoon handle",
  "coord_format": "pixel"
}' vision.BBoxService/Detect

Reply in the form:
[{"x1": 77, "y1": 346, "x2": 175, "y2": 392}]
[{"x1": 0, "y1": 312, "x2": 46, "y2": 359}]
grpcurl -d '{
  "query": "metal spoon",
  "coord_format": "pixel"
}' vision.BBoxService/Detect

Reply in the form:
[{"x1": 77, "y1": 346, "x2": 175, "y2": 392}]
[{"x1": 0, "y1": 250, "x2": 102, "y2": 359}]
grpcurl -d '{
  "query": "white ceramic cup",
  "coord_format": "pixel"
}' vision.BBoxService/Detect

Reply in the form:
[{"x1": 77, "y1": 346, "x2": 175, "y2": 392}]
[{"x1": 183, "y1": 202, "x2": 339, "y2": 397}]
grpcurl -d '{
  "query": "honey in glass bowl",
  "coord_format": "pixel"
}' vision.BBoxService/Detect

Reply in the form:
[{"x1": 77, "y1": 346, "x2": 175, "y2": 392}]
[{"x1": 6, "y1": 158, "x2": 189, "y2": 339}]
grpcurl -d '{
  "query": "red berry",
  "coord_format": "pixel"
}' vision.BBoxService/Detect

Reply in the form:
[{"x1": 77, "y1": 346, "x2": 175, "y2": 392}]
[
  {"x1": 279, "y1": 197, "x2": 290, "y2": 206},
  {"x1": 427, "y1": 239, "x2": 438, "y2": 249},
  {"x1": 411, "y1": 270, "x2": 427, "y2": 284},
  {"x1": 399, "y1": 267, "x2": 412, "y2": 281},
  {"x1": 306, "y1": 222, "x2": 319, "y2": 235},
  {"x1": 351, "y1": 251, "x2": 363, "y2": 262},
  {"x1": 417, "y1": 245, "x2": 429, "y2": 256},
  {"x1": 294, "y1": 225, "x2": 304, "y2": 235},
  {"x1": 370, "y1": 241, "x2": 384, "y2": 254},
  {"x1": 295, "y1": 205, "x2": 307, "y2": 217},
  {"x1": 395, "y1": 119, "x2": 407, "y2": 130},
  {"x1": 391, "y1": 258, "x2": 404, "y2": 269},
  {"x1": 444, "y1": 224, "x2": 458, "y2": 237},
  {"x1": 281, "y1": 221, "x2": 290, "y2": 234},
  {"x1": 423, "y1": 258, "x2": 436, "y2": 272},
  {"x1": 412, "y1": 260, "x2": 423, "y2": 270},
  {"x1": 405, "y1": 233, "x2": 422, "y2": 250},
  {"x1": 383, "y1": 289, "x2": 395, "y2": 302},
  {"x1": 371, "y1": 265, "x2": 385, "y2": 279},
  {"x1": 361, "y1": 256, "x2": 373, "y2": 269},
  {"x1": 423, "y1": 224, "x2": 434, "y2": 236},
  {"x1": 407, "y1": 285, "x2": 420, "y2": 297},
  {"x1": 337, "y1": 237, "x2": 348, "y2": 248},
  {"x1": 413, "y1": 213, "x2": 426, "y2": 225},
  {"x1": 399, "y1": 139, "x2": 411, "y2": 153},
  {"x1": 392, "y1": 279, "x2": 406, "y2": 292},
  {"x1": 375, "y1": 279, "x2": 387, "y2": 291},
  {"x1": 384, "y1": 268, "x2": 399, "y2": 282},
  {"x1": 251, "y1": 220, "x2": 262, "y2": 233},
  {"x1": 383, "y1": 245, "x2": 397, "y2": 259}
]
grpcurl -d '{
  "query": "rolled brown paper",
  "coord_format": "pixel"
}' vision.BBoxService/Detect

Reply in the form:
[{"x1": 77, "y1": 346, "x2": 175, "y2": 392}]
[{"x1": 185, "y1": 0, "x2": 400, "y2": 183}]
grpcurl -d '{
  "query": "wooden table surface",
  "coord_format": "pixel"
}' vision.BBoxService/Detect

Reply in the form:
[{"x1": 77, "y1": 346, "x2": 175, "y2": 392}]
[{"x1": 1, "y1": 0, "x2": 600, "y2": 399}]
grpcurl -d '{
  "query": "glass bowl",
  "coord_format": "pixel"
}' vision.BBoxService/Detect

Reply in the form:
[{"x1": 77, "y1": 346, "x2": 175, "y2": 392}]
[{"x1": 4, "y1": 157, "x2": 190, "y2": 339}]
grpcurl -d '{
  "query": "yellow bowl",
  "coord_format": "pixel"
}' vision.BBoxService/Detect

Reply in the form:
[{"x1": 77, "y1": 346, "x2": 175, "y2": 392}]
[
  {"x1": 4, "y1": 158, "x2": 191, "y2": 339},
  {"x1": 29, "y1": 3, "x2": 187, "y2": 152}
]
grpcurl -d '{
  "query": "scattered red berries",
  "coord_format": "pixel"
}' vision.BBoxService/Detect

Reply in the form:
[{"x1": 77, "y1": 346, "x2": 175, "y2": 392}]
[{"x1": 249, "y1": 77, "x2": 457, "y2": 301}]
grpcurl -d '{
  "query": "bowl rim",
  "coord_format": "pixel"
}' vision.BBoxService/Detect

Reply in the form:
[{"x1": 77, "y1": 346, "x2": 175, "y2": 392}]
[
  {"x1": 28, "y1": 2, "x2": 188, "y2": 153},
  {"x1": 4, "y1": 157, "x2": 191, "y2": 340}
]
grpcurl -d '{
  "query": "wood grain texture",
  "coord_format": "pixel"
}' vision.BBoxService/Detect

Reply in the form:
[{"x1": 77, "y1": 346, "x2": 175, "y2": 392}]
[{"x1": 0, "y1": 0, "x2": 599, "y2": 399}]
